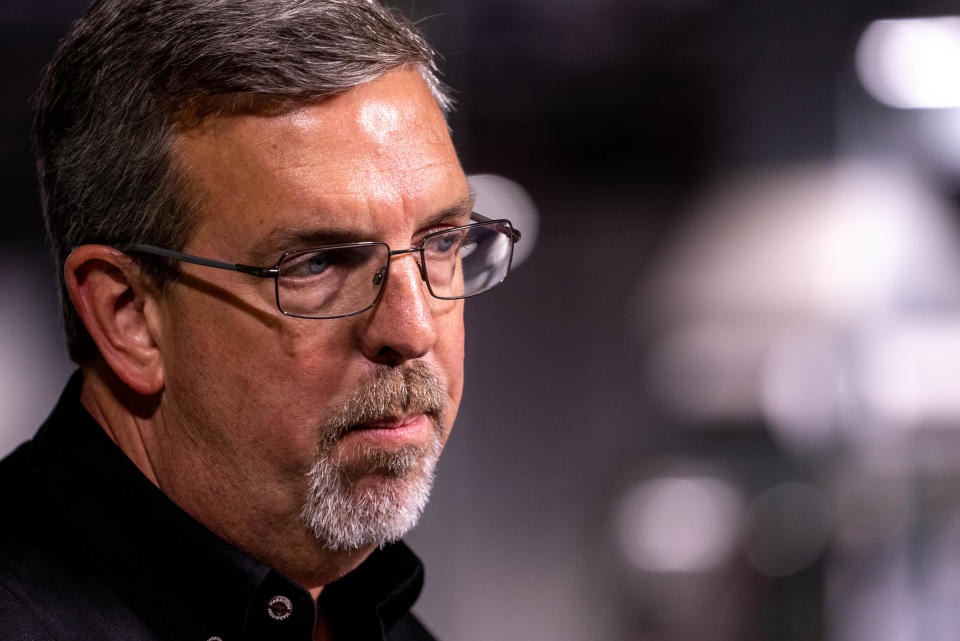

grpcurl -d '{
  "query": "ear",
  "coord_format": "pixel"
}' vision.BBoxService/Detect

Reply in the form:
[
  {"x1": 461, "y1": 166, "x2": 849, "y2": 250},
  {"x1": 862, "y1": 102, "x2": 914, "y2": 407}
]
[{"x1": 65, "y1": 245, "x2": 165, "y2": 396}]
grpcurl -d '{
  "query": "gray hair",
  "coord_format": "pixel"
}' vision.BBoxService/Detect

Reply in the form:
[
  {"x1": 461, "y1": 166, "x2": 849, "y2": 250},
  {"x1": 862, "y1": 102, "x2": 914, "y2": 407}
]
[{"x1": 35, "y1": 0, "x2": 452, "y2": 363}]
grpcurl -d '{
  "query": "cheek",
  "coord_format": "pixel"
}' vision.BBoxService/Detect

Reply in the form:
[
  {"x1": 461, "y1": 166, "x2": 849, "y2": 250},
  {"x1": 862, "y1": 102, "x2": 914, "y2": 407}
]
[
  {"x1": 160, "y1": 287, "x2": 466, "y2": 460},
  {"x1": 160, "y1": 297, "x2": 358, "y2": 453},
  {"x1": 234, "y1": 320, "x2": 359, "y2": 425}
]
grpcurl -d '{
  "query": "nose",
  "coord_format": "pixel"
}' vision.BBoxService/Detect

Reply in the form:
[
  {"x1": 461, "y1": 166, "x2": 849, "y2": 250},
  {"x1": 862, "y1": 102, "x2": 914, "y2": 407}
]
[{"x1": 356, "y1": 252, "x2": 437, "y2": 365}]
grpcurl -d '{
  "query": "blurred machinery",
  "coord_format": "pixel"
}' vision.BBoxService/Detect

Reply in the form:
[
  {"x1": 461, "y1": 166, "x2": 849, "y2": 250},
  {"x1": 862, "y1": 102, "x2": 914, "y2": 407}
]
[{"x1": 610, "y1": 16, "x2": 960, "y2": 640}]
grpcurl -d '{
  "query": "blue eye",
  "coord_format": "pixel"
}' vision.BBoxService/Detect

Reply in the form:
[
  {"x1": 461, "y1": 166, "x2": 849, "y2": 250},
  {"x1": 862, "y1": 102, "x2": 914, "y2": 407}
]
[
  {"x1": 307, "y1": 253, "x2": 330, "y2": 274},
  {"x1": 437, "y1": 235, "x2": 456, "y2": 252},
  {"x1": 429, "y1": 232, "x2": 461, "y2": 255},
  {"x1": 280, "y1": 245, "x2": 382, "y2": 282}
]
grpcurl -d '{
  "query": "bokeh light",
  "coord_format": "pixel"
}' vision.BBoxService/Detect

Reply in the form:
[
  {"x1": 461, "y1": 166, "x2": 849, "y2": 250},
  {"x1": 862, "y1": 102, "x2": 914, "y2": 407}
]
[
  {"x1": 857, "y1": 17, "x2": 960, "y2": 109},
  {"x1": 615, "y1": 475, "x2": 743, "y2": 574}
]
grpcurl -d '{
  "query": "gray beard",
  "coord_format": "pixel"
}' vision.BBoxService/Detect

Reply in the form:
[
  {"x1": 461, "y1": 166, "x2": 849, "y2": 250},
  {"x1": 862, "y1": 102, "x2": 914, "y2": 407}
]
[{"x1": 299, "y1": 362, "x2": 447, "y2": 552}]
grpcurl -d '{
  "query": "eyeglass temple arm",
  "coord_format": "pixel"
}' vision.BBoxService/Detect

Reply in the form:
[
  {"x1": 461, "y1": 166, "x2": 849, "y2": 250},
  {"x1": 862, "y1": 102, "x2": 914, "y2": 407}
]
[
  {"x1": 469, "y1": 212, "x2": 522, "y2": 243},
  {"x1": 117, "y1": 243, "x2": 277, "y2": 278},
  {"x1": 120, "y1": 217, "x2": 519, "y2": 274}
]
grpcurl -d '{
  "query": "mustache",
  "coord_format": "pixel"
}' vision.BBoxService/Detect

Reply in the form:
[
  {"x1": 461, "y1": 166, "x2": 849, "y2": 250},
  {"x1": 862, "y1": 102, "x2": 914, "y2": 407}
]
[{"x1": 319, "y1": 361, "x2": 448, "y2": 445}]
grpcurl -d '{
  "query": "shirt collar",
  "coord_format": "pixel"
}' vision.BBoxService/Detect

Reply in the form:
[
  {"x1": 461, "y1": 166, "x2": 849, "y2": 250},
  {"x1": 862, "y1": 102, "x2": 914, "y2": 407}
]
[{"x1": 33, "y1": 371, "x2": 426, "y2": 641}]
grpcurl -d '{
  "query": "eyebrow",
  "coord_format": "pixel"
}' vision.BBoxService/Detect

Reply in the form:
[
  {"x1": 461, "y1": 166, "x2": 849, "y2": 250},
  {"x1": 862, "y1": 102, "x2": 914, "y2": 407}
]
[{"x1": 249, "y1": 193, "x2": 477, "y2": 264}]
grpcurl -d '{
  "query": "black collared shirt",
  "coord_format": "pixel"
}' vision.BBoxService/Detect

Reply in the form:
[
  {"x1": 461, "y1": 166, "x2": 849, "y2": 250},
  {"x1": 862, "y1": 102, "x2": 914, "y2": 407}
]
[{"x1": 0, "y1": 373, "x2": 438, "y2": 641}]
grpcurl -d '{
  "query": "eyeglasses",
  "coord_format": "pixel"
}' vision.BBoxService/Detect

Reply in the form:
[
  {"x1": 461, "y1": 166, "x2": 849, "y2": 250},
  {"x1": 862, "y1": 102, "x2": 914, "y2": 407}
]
[{"x1": 118, "y1": 214, "x2": 521, "y2": 319}]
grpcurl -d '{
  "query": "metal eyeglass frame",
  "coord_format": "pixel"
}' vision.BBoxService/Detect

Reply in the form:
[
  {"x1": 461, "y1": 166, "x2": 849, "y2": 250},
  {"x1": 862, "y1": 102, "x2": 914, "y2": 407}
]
[{"x1": 117, "y1": 213, "x2": 521, "y2": 319}]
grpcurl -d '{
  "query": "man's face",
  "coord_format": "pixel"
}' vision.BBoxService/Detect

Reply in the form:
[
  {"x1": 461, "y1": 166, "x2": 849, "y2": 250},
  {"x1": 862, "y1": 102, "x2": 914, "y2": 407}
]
[{"x1": 147, "y1": 69, "x2": 468, "y2": 572}]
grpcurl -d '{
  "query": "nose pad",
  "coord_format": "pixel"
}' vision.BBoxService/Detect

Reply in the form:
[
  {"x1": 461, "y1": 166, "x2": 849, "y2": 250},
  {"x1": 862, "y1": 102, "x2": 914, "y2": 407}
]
[
  {"x1": 376, "y1": 249, "x2": 430, "y2": 287},
  {"x1": 414, "y1": 256, "x2": 428, "y2": 282}
]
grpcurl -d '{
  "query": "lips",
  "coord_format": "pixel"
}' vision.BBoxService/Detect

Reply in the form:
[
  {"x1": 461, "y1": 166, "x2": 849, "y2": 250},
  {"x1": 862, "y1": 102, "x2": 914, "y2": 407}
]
[
  {"x1": 354, "y1": 414, "x2": 418, "y2": 430},
  {"x1": 345, "y1": 413, "x2": 432, "y2": 445}
]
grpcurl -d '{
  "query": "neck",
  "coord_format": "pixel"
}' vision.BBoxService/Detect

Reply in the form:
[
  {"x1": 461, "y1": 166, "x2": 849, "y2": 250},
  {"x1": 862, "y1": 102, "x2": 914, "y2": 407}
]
[{"x1": 314, "y1": 609, "x2": 334, "y2": 641}]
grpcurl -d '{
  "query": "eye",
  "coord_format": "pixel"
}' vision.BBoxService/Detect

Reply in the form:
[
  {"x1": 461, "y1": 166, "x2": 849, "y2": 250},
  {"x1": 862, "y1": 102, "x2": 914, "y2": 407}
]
[
  {"x1": 429, "y1": 231, "x2": 462, "y2": 255},
  {"x1": 280, "y1": 248, "x2": 340, "y2": 279},
  {"x1": 280, "y1": 245, "x2": 383, "y2": 281},
  {"x1": 306, "y1": 252, "x2": 330, "y2": 274}
]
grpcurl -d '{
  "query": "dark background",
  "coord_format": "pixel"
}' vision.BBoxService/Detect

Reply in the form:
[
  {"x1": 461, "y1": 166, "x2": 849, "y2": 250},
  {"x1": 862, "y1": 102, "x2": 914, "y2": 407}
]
[{"x1": 5, "y1": 2, "x2": 960, "y2": 640}]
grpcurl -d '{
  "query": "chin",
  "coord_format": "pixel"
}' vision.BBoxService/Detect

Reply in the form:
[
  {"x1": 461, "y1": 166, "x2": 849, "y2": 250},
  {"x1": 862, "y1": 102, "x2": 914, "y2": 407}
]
[{"x1": 299, "y1": 438, "x2": 442, "y2": 552}]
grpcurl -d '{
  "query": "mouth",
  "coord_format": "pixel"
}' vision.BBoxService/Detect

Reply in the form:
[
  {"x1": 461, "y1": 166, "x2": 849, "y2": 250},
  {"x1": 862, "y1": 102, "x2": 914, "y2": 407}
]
[{"x1": 344, "y1": 413, "x2": 434, "y2": 445}]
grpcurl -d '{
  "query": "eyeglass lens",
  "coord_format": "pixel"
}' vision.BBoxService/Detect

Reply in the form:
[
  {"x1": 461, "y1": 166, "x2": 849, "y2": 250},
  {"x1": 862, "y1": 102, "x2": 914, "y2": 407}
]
[
  {"x1": 277, "y1": 221, "x2": 513, "y2": 318},
  {"x1": 275, "y1": 220, "x2": 515, "y2": 318}
]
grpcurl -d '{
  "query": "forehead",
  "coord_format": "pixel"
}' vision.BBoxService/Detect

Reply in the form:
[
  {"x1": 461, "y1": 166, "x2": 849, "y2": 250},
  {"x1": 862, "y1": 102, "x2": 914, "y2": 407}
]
[{"x1": 173, "y1": 69, "x2": 468, "y2": 252}]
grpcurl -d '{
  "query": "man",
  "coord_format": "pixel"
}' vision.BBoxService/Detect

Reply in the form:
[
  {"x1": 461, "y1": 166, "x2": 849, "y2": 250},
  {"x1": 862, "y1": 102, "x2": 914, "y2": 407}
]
[{"x1": 0, "y1": 1, "x2": 520, "y2": 639}]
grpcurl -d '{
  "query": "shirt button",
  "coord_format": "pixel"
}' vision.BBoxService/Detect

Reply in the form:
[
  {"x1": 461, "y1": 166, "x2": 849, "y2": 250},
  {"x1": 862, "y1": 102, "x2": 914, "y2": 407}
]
[{"x1": 267, "y1": 595, "x2": 293, "y2": 621}]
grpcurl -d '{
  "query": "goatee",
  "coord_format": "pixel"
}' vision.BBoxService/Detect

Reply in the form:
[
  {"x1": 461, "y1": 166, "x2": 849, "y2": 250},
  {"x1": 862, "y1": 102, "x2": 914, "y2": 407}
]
[{"x1": 299, "y1": 361, "x2": 447, "y2": 551}]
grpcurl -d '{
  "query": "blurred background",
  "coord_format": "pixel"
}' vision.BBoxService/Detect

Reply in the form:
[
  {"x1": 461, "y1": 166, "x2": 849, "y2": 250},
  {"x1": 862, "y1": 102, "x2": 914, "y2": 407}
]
[{"x1": 5, "y1": 0, "x2": 960, "y2": 639}]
